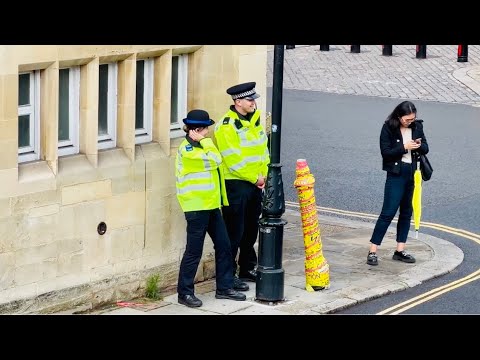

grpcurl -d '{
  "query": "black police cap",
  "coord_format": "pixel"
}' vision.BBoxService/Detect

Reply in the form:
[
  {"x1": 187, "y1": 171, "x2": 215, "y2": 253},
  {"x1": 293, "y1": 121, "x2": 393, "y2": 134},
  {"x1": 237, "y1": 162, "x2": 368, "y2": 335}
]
[
  {"x1": 226, "y1": 82, "x2": 260, "y2": 100},
  {"x1": 183, "y1": 109, "x2": 215, "y2": 127}
]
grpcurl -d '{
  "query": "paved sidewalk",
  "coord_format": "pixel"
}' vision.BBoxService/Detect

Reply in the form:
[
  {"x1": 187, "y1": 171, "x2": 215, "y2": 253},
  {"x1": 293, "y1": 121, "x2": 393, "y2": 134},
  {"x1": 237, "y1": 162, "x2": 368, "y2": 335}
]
[{"x1": 80, "y1": 208, "x2": 462, "y2": 315}]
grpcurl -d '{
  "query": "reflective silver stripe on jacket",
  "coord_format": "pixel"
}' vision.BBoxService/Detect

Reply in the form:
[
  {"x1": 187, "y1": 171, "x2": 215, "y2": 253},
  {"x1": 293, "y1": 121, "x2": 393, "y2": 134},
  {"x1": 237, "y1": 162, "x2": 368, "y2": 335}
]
[
  {"x1": 229, "y1": 155, "x2": 263, "y2": 171},
  {"x1": 199, "y1": 153, "x2": 221, "y2": 170},
  {"x1": 177, "y1": 148, "x2": 184, "y2": 173},
  {"x1": 200, "y1": 153, "x2": 211, "y2": 170},
  {"x1": 176, "y1": 183, "x2": 215, "y2": 195},
  {"x1": 221, "y1": 148, "x2": 241, "y2": 157},
  {"x1": 208, "y1": 152, "x2": 222, "y2": 166},
  {"x1": 176, "y1": 171, "x2": 212, "y2": 183},
  {"x1": 262, "y1": 147, "x2": 269, "y2": 162},
  {"x1": 237, "y1": 131, "x2": 267, "y2": 147}
]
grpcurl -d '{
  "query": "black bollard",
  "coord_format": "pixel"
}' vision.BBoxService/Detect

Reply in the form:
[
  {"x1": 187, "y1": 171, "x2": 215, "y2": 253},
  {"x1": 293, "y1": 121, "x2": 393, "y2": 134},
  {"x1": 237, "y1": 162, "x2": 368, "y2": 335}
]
[
  {"x1": 457, "y1": 45, "x2": 468, "y2": 62},
  {"x1": 320, "y1": 45, "x2": 329, "y2": 51},
  {"x1": 285, "y1": 45, "x2": 295, "y2": 49},
  {"x1": 350, "y1": 45, "x2": 360, "y2": 53},
  {"x1": 382, "y1": 45, "x2": 393, "y2": 56},
  {"x1": 416, "y1": 45, "x2": 427, "y2": 59}
]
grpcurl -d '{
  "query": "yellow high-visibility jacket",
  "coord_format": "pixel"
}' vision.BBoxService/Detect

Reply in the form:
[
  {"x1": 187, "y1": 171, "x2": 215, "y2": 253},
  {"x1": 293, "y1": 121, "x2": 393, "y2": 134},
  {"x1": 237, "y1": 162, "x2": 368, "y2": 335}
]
[
  {"x1": 175, "y1": 137, "x2": 229, "y2": 212},
  {"x1": 214, "y1": 108, "x2": 270, "y2": 184}
]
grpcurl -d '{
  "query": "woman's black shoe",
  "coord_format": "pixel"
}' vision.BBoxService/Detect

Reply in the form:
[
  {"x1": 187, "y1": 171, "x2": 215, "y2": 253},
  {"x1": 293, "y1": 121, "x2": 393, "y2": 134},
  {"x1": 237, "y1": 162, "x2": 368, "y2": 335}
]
[
  {"x1": 367, "y1": 252, "x2": 378, "y2": 266},
  {"x1": 392, "y1": 250, "x2": 416, "y2": 263}
]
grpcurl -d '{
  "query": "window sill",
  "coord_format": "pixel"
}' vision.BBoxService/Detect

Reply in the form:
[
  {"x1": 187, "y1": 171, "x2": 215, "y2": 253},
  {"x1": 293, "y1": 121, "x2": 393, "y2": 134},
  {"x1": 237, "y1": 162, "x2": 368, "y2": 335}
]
[
  {"x1": 16, "y1": 160, "x2": 56, "y2": 196},
  {"x1": 58, "y1": 154, "x2": 95, "y2": 177},
  {"x1": 18, "y1": 160, "x2": 55, "y2": 184},
  {"x1": 98, "y1": 147, "x2": 131, "y2": 169}
]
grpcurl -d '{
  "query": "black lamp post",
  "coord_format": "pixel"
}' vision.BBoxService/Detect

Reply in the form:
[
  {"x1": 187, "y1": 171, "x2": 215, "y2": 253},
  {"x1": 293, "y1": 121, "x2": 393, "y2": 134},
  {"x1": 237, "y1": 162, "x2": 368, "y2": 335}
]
[{"x1": 255, "y1": 45, "x2": 287, "y2": 302}]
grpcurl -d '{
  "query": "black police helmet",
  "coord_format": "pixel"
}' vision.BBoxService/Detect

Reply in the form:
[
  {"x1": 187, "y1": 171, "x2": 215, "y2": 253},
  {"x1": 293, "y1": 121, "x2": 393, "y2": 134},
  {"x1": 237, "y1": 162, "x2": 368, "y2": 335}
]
[{"x1": 183, "y1": 109, "x2": 215, "y2": 127}]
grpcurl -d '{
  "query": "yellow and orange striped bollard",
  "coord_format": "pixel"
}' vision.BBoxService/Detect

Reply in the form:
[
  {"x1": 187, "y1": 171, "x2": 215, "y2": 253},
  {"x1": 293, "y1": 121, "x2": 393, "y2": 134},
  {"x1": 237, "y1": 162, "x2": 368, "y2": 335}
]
[{"x1": 293, "y1": 159, "x2": 330, "y2": 291}]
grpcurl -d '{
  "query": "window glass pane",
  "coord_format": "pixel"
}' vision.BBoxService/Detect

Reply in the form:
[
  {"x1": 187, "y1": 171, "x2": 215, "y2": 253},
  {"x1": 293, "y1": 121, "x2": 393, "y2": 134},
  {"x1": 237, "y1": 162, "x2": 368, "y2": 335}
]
[
  {"x1": 19, "y1": 73, "x2": 30, "y2": 106},
  {"x1": 98, "y1": 64, "x2": 109, "y2": 135},
  {"x1": 58, "y1": 68, "x2": 70, "y2": 141},
  {"x1": 18, "y1": 115, "x2": 30, "y2": 147},
  {"x1": 170, "y1": 56, "x2": 179, "y2": 125},
  {"x1": 135, "y1": 60, "x2": 145, "y2": 129}
]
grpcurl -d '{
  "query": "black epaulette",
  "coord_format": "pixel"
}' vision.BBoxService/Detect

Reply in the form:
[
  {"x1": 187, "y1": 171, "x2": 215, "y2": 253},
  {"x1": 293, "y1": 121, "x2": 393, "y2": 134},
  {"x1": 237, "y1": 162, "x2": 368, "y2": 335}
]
[
  {"x1": 222, "y1": 117, "x2": 230, "y2": 125},
  {"x1": 234, "y1": 119, "x2": 243, "y2": 129}
]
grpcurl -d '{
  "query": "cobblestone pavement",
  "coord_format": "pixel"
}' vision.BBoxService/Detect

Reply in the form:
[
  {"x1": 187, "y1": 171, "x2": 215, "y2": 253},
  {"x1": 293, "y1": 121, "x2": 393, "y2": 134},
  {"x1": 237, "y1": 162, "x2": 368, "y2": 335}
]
[{"x1": 267, "y1": 45, "x2": 480, "y2": 106}]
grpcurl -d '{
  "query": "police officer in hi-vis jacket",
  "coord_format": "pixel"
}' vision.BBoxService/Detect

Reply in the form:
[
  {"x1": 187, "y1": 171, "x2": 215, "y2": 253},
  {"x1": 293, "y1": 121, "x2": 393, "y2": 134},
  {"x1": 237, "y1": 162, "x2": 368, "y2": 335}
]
[
  {"x1": 175, "y1": 109, "x2": 247, "y2": 308},
  {"x1": 214, "y1": 82, "x2": 270, "y2": 290}
]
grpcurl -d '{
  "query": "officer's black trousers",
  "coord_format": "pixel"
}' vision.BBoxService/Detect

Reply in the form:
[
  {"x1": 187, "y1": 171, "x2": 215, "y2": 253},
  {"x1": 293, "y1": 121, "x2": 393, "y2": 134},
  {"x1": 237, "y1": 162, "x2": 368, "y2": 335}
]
[
  {"x1": 222, "y1": 179, "x2": 263, "y2": 275},
  {"x1": 177, "y1": 208, "x2": 233, "y2": 296}
]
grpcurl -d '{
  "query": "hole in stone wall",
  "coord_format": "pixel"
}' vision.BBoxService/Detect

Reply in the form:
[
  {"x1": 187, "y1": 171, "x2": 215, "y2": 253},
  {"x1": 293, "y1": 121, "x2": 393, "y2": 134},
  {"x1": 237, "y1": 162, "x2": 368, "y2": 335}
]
[{"x1": 97, "y1": 222, "x2": 107, "y2": 235}]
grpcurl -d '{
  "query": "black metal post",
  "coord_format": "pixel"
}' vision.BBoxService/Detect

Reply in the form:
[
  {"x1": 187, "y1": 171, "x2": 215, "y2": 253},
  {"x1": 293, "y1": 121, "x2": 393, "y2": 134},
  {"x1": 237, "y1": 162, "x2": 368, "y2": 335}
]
[
  {"x1": 320, "y1": 45, "x2": 330, "y2": 51},
  {"x1": 416, "y1": 45, "x2": 427, "y2": 59},
  {"x1": 256, "y1": 45, "x2": 287, "y2": 302},
  {"x1": 457, "y1": 45, "x2": 468, "y2": 62},
  {"x1": 382, "y1": 45, "x2": 393, "y2": 56},
  {"x1": 285, "y1": 45, "x2": 295, "y2": 49},
  {"x1": 351, "y1": 45, "x2": 360, "y2": 53}
]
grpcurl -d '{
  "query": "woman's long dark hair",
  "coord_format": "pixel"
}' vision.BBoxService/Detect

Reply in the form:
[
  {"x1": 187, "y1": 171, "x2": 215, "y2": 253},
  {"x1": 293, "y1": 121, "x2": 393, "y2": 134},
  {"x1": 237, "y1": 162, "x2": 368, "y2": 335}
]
[{"x1": 385, "y1": 101, "x2": 417, "y2": 129}]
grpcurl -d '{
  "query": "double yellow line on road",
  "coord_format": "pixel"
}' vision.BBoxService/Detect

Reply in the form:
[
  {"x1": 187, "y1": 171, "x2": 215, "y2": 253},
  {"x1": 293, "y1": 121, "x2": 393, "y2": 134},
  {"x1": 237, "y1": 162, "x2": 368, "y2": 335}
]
[
  {"x1": 284, "y1": 201, "x2": 480, "y2": 314},
  {"x1": 377, "y1": 270, "x2": 480, "y2": 314}
]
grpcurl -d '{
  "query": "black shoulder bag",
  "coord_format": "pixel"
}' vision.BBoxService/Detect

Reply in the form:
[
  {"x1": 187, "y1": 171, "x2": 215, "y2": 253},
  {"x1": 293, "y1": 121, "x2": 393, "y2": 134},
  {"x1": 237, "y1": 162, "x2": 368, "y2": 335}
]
[{"x1": 418, "y1": 153, "x2": 433, "y2": 181}]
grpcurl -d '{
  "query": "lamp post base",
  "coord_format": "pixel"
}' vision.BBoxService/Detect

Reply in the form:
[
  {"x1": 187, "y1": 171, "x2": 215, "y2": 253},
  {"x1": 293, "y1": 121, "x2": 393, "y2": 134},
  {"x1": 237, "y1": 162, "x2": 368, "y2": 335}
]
[
  {"x1": 256, "y1": 268, "x2": 285, "y2": 302},
  {"x1": 256, "y1": 217, "x2": 287, "y2": 302}
]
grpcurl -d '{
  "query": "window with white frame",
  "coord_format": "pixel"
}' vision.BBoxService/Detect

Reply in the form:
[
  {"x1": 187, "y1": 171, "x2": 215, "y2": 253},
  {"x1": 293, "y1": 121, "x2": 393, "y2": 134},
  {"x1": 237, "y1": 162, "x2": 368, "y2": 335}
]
[
  {"x1": 98, "y1": 63, "x2": 117, "y2": 149},
  {"x1": 18, "y1": 71, "x2": 41, "y2": 163},
  {"x1": 58, "y1": 67, "x2": 80, "y2": 156},
  {"x1": 135, "y1": 58, "x2": 153, "y2": 144},
  {"x1": 170, "y1": 54, "x2": 188, "y2": 138}
]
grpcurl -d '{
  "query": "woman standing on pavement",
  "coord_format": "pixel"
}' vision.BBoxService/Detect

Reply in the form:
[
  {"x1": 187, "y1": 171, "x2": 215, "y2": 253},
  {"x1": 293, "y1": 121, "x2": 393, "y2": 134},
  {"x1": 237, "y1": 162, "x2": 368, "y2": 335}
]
[
  {"x1": 367, "y1": 101, "x2": 429, "y2": 266},
  {"x1": 175, "y1": 109, "x2": 247, "y2": 308}
]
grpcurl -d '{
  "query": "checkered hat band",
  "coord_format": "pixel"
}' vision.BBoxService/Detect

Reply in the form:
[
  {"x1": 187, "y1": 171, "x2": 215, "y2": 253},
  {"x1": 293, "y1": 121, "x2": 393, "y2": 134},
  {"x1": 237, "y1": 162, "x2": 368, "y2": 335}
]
[{"x1": 232, "y1": 89, "x2": 256, "y2": 99}]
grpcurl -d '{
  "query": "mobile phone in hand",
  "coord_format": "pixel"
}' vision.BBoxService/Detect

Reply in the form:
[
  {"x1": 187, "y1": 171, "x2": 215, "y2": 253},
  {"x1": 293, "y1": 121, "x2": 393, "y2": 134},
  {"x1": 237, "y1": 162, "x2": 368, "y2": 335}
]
[{"x1": 415, "y1": 138, "x2": 422, "y2": 144}]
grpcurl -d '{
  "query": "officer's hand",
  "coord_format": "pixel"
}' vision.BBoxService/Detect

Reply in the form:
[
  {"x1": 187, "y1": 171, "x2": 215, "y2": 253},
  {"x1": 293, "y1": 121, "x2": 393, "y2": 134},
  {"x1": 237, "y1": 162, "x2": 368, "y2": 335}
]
[
  {"x1": 189, "y1": 129, "x2": 205, "y2": 142},
  {"x1": 256, "y1": 176, "x2": 265, "y2": 189}
]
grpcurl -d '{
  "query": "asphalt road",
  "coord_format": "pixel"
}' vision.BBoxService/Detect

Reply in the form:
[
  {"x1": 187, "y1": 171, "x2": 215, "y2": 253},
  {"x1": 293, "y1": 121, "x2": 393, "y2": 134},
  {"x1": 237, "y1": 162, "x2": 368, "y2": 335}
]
[{"x1": 267, "y1": 88, "x2": 480, "y2": 314}]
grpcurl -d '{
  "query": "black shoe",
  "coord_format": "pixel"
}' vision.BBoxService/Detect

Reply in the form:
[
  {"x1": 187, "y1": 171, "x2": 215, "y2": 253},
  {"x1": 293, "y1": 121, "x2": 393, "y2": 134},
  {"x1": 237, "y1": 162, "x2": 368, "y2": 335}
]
[
  {"x1": 367, "y1": 252, "x2": 378, "y2": 266},
  {"x1": 239, "y1": 269, "x2": 257, "y2": 282},
  {"x1": 233, "y1": 277, "x2": 249, "y2": 291},
  {"x1": 215, "y1": 289, "x2": 247, "y2": 301},
  {"x1": 392, "y1": 250, "x2": 416, "y2": 263},
  {"x1": 178, "y1": 294, "x2": 203, "y2": 308}
]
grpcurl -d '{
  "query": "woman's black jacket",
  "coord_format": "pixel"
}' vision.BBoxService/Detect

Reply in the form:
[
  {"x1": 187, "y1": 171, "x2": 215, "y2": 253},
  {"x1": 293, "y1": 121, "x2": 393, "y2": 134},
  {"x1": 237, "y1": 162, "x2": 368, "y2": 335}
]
[{"x1": 380, "y1": 120, "x2": 429, "y2": 174}]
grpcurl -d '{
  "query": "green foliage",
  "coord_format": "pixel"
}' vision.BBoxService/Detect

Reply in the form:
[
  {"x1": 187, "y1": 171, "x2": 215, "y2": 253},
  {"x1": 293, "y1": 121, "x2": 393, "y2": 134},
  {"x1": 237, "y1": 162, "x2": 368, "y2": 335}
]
[{"x1": 145, "y1": 273, "x2": 161, "y2": 300}]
